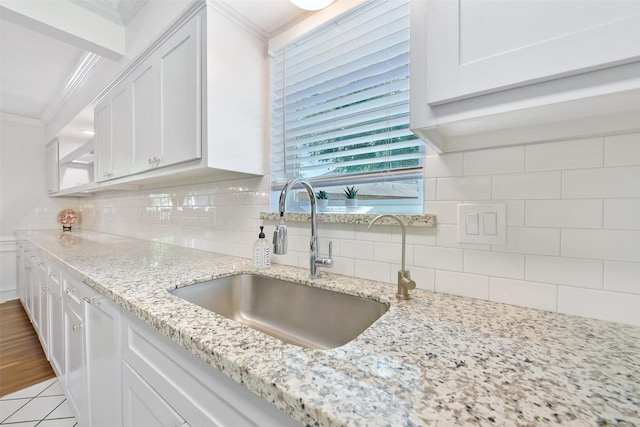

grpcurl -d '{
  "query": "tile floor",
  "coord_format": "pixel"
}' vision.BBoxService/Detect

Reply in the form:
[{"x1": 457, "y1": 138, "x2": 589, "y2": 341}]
[{"x1": 0, "y1": 378, "x2": 77, "y2": 426}]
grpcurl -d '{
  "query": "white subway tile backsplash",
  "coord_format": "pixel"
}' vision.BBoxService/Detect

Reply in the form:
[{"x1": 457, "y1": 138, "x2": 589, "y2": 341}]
[
  {"x1": 525, "y1": 138, "x2": 603, "y2": 171},
  {"x1": 493, "y1": 172, "x2": 561, "y2": 200},
  {"x1": 78, "y1": 132, "x2": 640, "y2": 326},
  {"x1": 354, "y1": 259, "x2": 392, "y2": 283},
  {"x1": 373, "y1": 241, "x2": 413, "y2": 265},
  {"x1": 558, "y1": 287, "x2": 640, "y2": 326},
  {"x1": 604, "y1": 261, "x2": 640, "y2": 294},
  {"x1": 424, "y1": 178, "x2": 437, "y2": 201},
  {"x1": 489, "y1": 278, "x2": 557, "y2": 312},
  {"x1": 505, "y1": 201, "x2": 525, "y2": 227},
  {"x1": 405, "y1": 265, "x2": 435, "y2": 292},
  {"x1": 329, "y1": 256, "x2": 355, "y2": 277},
  {"x1": 340, "y1": 239, "x2": 374, "y2": 260},
  {"x1": 435, "y1": 270, "x2": 489, "y2": 300},
  {"x1": 436, "y1": 224, "x2": 491, "y2": 250},
  {"x1": 423, "y1": 201, "x2": 460, "y2": 224},
  {"x1": 525, "y1": 255, "x2": 603, "y2": 289},
  {"x1": 563, "y1": 166, "x2": 640, "y2": 198},
  {"x1": 413, "y1": 245, "x2": 463, "y2": 271},
  {"x1": 604, "y1": 133, "x2": 640, "y2": 167},
  {"x1": 424, "y1": 153, "x2": 463, "y2": 178},
  {"x1": 604, "y1": 199, "x2": 640, "y2": 230},
  {"x1": 401, "y1": 227, "x2": 437, "y2": 246},
  {"x1": 463, "y1": 146, "x2": 524, "y2": 176},
  {"x1": 437, "y1": 176, "x2": 492, "y2": 200},
  {"x1": 525, "y1": 199, "x2": 602, "y2": 228},
  {"x1": 501, "y1": 227, "x2": 560, "y2": 255},
  {"x1": 562, "y1": 229, "x2": 640, "y2": 262},
  {"x1": 464, "y1": 250, "x2": 525, "y2": 279}
]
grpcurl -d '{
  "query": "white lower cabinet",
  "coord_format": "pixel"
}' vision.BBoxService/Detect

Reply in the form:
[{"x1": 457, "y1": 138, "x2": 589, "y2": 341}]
[
  {"x1": 122, "y1": 362, "x2": 187, "y2": 427},
  {"x1": 122, "y1": 314, "x2": 299, "y2": 427},
  {"x1": 17, "y1": 245, "x2": 299, "y2": 427},
  {"x1": 85, "y1": 288, "x2": 121, "y2": 427},
  {"x1": 47, "y1": 264, "x2": 64, "y2": 378},
  {"x1": 62, "y1": 277, "x2": 88, "y2": 427}
]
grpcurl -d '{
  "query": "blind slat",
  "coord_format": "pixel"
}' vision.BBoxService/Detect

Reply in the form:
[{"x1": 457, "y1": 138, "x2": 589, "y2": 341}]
[{"x1": 271, "y1": 0, "x2": 422, "y2": 185}]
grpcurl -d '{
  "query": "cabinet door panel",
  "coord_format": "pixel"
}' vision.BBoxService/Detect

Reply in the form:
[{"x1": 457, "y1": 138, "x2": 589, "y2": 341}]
[
  {"x1": 86, "y1": 295, "x2": 121, "y2": 427},
  {"x1": 95, "y1": 102, "x2": 112, "y2": 181},
  {"x1": 64, "y1": 301, "x2": 87, "y2": 426},
  {"x1": 111, "y1": 86, "x2": 133, "y2": 178},
  {"x1": 132, "y1": 63, "x2": 158, "y2": 173},
  {"x1": 48, "y1": 278, "x2": 64, "y2": 377},
  {"x1": 158, "y1": 16, "x2": 201, "y2": 167},
  {"x1": 122, "y1": 362, "x2": 186, "y2": 427},
  {"x1": 425, "y1": 0, "x2": 640, "y2": 104}
]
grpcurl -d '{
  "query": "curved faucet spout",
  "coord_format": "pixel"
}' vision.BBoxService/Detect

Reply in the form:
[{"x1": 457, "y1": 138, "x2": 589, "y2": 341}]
[
  {"x1": 368, "y1": 214, "x2": 407, "y2": 271},
  {"x1": 368, "y1": 214, "x2": 416, "y2": 300},
  {"x1": 274, "y1": 178, "x2": 332, "y2": 278}
]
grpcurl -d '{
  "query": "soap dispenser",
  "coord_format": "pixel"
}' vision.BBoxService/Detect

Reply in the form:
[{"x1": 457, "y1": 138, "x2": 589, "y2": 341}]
[{"x1": 253, "y1": 226, "x2": 271, "y2": 268}]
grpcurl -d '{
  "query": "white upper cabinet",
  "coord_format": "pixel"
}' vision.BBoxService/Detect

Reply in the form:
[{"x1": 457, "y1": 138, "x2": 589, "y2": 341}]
[
  {"x1": 411, "y1": 0, "x2": 640, "y2": 152},
  {"x1": 157, "y1": 16, "x2": 201, "y2": 169},
  {"x1": 89, "y1": 2, "x2": 264, "y2": 192}
]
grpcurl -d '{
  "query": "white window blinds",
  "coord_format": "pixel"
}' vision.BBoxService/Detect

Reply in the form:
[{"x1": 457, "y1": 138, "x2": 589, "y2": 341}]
[{"x1": 270, "y1": 0, "x2": 423, "y2": 187}]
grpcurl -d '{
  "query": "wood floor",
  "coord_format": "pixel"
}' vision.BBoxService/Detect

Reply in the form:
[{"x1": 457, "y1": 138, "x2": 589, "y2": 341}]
[{"x1": 0, "y1": 299, "x2": 55, "y2": 397}]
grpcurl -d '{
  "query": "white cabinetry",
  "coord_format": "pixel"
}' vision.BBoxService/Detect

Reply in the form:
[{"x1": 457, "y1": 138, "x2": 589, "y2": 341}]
[
  {"x1": 62, "y1": 275, "x2": 89, "y2": 427},
  {"x1": 46, "y1": 139, "x2": 59, "y2": 194},
  {"x1": 122, "y1": 362, "x2": 187, "y2": 427},
  {"x1": 47, "y1": 261, "x2": 64, "y2": 378},
  {"x1": 410, "y1": 0, "x2": 640, "y2": 152},
  {"x1": 90, "y1": 3, "x2": 264, "y2": 193},
  {"x1": 85, "y1": 287, "x2": 122, "y2": 427},
  {"x1": 95, "y1": 84, "x2": 133, "y2": 182},
  {"x1": 17, "y1": 239, "x2": 298, "y2": 427},
  {"x1": 123, "y1": 314, "x2": 298, "y2": 427}
]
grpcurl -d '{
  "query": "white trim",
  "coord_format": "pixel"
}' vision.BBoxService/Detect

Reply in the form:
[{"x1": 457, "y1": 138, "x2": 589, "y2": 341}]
[
  {"x1": 0, "y1": 113, "x2": 43, "y2": 127},
  {"x1": 206, "y1": 0, "x2": 268, "y2": 42},
  {"x1": 41, "y1": 52, "x2": 102, "y2": 125}
]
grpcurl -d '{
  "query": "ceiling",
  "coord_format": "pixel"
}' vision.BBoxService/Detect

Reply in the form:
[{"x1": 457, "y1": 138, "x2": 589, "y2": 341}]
[{"x1": 0, "y1": 0, "x2": 307, "y2": 126}]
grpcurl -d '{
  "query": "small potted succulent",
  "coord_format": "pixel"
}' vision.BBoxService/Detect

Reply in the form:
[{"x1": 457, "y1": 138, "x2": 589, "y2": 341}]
[
  {"x1": 315, "y1": 190, "x2": 328, "y2": 210},
  {"x1": 343, "y1": 185, "x2": 359, "y2": 207}
]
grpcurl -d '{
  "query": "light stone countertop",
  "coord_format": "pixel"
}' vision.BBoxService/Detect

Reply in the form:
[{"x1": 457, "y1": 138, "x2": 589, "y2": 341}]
[{"x1": 18, "y1": 230, "x2": 640, "y2": 426}]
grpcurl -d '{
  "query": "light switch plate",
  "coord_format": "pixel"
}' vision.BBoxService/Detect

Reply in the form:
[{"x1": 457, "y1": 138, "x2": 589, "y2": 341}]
[{"x1": 458, "y1": 203, "x2": 506, "y2": 244}]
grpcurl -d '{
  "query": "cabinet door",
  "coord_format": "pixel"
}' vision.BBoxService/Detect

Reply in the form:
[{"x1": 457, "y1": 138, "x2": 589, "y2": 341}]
[
  {"x1": 45, "y1": 138, "x2": 59, "y2": 194},
  {"x1": 48, "y1": 275, "x2": 64, "y2": 378},
  {"x1": 131, "y1": 61, "x2": 159, "y2": 173},
  {"x1": 35, "y1": 264, "x2": 49, "y2": 355},
  {"x1": 85, "y1": 293, "x2": 121, "y2": 427},
  {"x1": 122, "y1": 362, "x2": 186, "y2": 427},
  {"x1": 95, "y1": 102, "x2": 113, "y2": 182},
  {"x1": 111, "y1": 85, "x2": 133, "y2": 178},
  {"x1": 16, "y1": 252, "x2": 26, "y2": 306},
  {"x1": 425, "y1": 0, "x2": 640, "y2": 104},
  {"x1": 157, "y1": 15, "x2": 201, "y2": 168},
  {"x1": 63, "y1": 286, "x2": 88, "y2": 427}
]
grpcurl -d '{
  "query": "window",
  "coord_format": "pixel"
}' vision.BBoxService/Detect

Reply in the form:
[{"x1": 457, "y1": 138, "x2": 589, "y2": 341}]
[{"x1": 270, "y1": 0, "x2": 424, "y2": 214}]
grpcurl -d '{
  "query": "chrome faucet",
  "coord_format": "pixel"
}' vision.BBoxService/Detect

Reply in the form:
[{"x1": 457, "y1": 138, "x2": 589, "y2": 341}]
[
  {"x1": 368, "y1": 214, "x2": 416, "y2": 300},
  {"x1": 273, "y1": 178, "x2": 333, "y2": 278}
]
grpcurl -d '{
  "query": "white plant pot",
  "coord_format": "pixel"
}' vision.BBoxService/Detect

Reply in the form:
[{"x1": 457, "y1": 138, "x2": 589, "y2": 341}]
[
  {"x1": 316, "y1": 199, "x2": 328, "y2": 210},
  {"x1": 344, "y1": 198, "x2": 358, "y2": 208}
]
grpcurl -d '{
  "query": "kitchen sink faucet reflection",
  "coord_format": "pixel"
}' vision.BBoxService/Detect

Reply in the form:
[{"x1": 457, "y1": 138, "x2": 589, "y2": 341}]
[{"x1": 273, "y1": 178, "x2": 333, "y2": 278}]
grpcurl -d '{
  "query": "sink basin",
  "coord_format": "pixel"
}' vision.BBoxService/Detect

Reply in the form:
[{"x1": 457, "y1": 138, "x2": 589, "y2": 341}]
[{"x1": 170, "y1": 274, "x2": 388, "y2": 349}]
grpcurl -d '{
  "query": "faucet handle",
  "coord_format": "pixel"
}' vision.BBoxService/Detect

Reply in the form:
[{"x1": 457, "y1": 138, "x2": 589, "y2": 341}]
[{"x1": 315, "y1": 240, "x2": 334, "y2": 268}]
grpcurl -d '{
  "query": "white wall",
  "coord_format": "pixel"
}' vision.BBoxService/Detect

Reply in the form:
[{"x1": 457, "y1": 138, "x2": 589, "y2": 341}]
[
  {"x1": 0, "y1": 117, "x2": 78, "y2": 301},
  {"x1": 78, "y1": 132, "x2": 640, "y2": 327}
]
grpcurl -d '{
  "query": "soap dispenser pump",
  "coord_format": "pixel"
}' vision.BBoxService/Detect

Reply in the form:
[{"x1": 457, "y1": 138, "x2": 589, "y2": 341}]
[{"x1": 253, "y1": 226, "x2": 271, "y2": 268}]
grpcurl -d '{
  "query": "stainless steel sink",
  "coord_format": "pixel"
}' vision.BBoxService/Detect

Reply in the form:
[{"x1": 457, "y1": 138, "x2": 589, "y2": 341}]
[{"x1": 170, "y1": 274, "x2": 388, "y2": 349}]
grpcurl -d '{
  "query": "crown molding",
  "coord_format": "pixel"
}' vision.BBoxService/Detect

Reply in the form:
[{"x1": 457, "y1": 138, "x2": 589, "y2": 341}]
[
  {"x1": 41, "y1": 52, "x2": 101, "y2": 126},
  {"x1": 0, "y1": 113, "x2": 43, "y2": 127}
]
